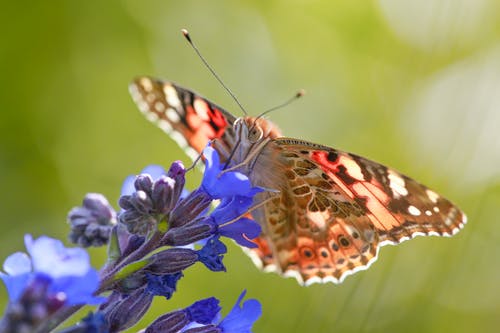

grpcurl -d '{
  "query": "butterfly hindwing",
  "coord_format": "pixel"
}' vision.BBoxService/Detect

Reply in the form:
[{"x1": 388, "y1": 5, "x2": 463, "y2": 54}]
[{"x1": 246, "y1": 138, "x2": 466, "y2": 284}]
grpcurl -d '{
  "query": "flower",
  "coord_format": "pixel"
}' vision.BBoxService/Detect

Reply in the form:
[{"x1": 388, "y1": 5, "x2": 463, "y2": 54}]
[
  {"x1": 178, "y1": 291, "x2": 261, "y2": 333},
  {"x1": 145, "y1": 297, "x2": 221, "y2": 333},
  {"x1": 118, "y1": 162, "x2": 187, "y2": 235},
  {"x1": 196, "y1": 237, "x2": 227, "y2": 272},
  {"x1": 0, "y1": 235, "x2": 103, "y2": 306},
  {"x1": 146, "y1": 272, "x2": 184, "y2": 300},
  {"x1": 0, "y1": 235, "x2": 104, "y2": 332},
  {"x1": 68, "y1": 193, "x2": 117, "y2": 247},
  {"x1": 185, "y1": 297, "x2": 221, "y2": 325},
  {"x1": 201, "y1": 146, "x2": 263, "y2": 199},
  {"x1": 218, "y1": 290, "x2": 262, "y2": 333},
  {"x1": 207, "y1": 197, "x2": 261, "y2": 248}
]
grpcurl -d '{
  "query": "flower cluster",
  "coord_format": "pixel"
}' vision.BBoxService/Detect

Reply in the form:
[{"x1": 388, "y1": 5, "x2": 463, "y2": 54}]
[{"x1": 0, "y1": 146, "x2": 263, "y2": 332}]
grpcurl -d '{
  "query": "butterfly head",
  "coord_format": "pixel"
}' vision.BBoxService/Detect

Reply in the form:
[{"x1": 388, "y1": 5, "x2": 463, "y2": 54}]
[
  {"x1": 234, "y1": 117, "x2": 282, "y2": 142},
  {"x1": 220, "y1": 117, "x2": 282, "y2": 171}
]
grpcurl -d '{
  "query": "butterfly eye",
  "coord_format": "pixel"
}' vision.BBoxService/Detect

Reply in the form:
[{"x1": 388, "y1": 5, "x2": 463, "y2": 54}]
[{"x1": 248, "y1": 126, "x2": 263, "y2": 142}]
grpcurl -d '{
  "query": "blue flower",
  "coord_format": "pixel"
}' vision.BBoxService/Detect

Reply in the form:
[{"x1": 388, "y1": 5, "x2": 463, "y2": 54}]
[
  {"x1": 197, "y1": 237, "x2": 227, "y2": 272},
  {"x1": 218, "y1": 290, "x2": 262, "y2": 333},
  {"x1": 0, "y1": 235, "x2": 104, "y2": 306},
  {"x1": 201, "y1": 146, "x2": 264, "y2": 199},
  {"x1": 185, "y1": 297, "x2": 221, "y2": 325},
  {"x1": 0, "y1": 252, "x2": 31, "y2": 302},
  {"x1": 146, "y1": 272, "x2": 183, "y2": 300},
  {"x1": 180, "y1": 291, "x2": 261, "y2": 333},
  {"x1": 147, "y1": 297, "x2": 221, "y2": 333},
  {"x1": 208, "y1": 196, "x2": 261, "y2": 248}
]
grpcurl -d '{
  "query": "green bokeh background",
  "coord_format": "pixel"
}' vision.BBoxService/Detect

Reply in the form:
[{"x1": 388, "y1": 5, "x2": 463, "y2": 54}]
[{"x1": 1, "y1": 1, "x2": 499, "y2": 332}]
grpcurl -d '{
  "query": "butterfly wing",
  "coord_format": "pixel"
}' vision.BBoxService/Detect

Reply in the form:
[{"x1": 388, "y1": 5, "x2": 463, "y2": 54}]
[
  {"x1": 129, "y1": 78, "x2": 466, "y2": 285},
  {"x1": 129, "y1": 76, "x2": 237, "y2": 160},
  {"x1": 247, "y1": 137, "x2": 466, "y2": 285}
]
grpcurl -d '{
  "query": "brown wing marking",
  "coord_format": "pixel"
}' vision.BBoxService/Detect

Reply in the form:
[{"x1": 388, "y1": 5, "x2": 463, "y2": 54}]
[
  {"x1": 309, "y1": 148, "x2": 466, "y2": 246},
  {"x1": 249, "y1": 142, "x2": 382, "y2": 285},
  {"x1": 248, "y1": 138, "x2": 466, "y2": 285}
]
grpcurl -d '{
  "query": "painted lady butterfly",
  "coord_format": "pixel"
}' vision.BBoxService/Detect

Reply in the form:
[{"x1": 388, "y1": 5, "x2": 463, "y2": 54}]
[{"x1": 129, "y1": 77, "x2": 466, "y2": 285}]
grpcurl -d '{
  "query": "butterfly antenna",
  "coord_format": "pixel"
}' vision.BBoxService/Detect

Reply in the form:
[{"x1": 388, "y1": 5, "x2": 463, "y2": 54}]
[
  {"x1": 185, "y1": 151, "x2": 204, "y2": 173},
  {"x1": 256, "y1": 89, "x2": 305, "y2": 121},
  {"x1": 182, "y1": 29, "x2": 248, "y2": 116}
]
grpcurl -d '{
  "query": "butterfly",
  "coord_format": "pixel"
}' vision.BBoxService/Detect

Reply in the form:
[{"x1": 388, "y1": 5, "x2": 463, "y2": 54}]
[{"x1": 129, "y1": 76, "x2": 466, "y2": 286}]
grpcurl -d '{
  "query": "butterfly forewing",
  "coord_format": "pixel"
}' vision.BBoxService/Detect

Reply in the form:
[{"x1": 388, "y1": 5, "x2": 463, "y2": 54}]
[
  {"x1": 129, "y1": 76, "x2": 466, "y2": 285},
  {"x1": 129, "y1": 76, "x2": 236, "y2": 160}
]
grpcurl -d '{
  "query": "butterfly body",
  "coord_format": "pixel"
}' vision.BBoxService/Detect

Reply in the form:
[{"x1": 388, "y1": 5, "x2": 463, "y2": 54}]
[{"x1": 129, "y1": 76, "x2": 466, "y2": 285}]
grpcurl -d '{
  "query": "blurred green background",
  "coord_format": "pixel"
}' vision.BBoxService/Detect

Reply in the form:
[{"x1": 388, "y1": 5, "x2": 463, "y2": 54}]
[{"x1": 1, "y1": 1, "x2": 500, "y2": 332}]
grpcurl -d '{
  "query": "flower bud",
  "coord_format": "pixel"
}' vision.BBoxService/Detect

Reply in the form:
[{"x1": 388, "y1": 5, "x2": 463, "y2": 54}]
[
  {"x1": 104, "y1": 287, "x2": 153, "y2": 332},
  {"x1": 68, "y1": 193, "x2": 116, "y2": 247},
  {"x1": 145, "y1": 248, "x2": 199, "y2": 275}
]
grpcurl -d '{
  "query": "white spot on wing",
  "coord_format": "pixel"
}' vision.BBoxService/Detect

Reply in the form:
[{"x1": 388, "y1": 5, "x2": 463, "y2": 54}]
[
  {"x1": 138, "y1": 101, "x2": 149, "y2": 113},
  {"x1": 426, "y1": 189, "x2": 439, "y2": 203},
  {"x1": 306, "y1": 211, "x2": 329, "y2": 230},
  {"x1": 388, "y1": 170, "x2": 408, "y2": 197},
  {"x1": 170, "y1": 131, "x2": 188, "y2": 148},
  {"x1": 157, "y1": 120, "x2": 172, "y2": 133},
  {"x1": 304, "y1": 276, "x2": 321, "y2": 286},
  {"x1": 145, "y1": 111, "x2": 158, "y2": 122},
  {"x1": 163, "y1": 85, "x2": 181, "y2": 108},
  {"x1": 339, "y1": 155, "x2": 364, "y2": 181},
  {"x1": 140, "y1": 77, "x2": 153, "y2": 92},
  {"x1": 129, "y1": 84, "x2": 140, "y2": 100},
  {"x1": 408, "y1": 205, "x2": 421, "y2": 216},
  {"x1": 166, "y1": 108, "x2": 181, "y2": 123},
  {"x1": 154, "y1": 101, "x2": 165, "y2": 112}
]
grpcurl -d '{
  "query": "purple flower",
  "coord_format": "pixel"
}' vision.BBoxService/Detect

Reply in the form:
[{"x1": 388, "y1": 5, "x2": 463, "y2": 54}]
[
  {"x1": 201, "y1": 146, "x2": 264, "y2": 199},
  {"x1": 0, "y1": 235, "x2": 103, "y2": 306},
  {"x1": 218, "y1": 290, "x2": 262, "y2": 333}
]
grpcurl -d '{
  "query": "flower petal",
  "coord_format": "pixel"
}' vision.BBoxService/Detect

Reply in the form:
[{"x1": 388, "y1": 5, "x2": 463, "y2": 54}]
[
  {"x1": 26, "y1": 236, "x2": 91, "y2": 277},
  {"x1": 218, "y1": 290, "x2": 262, "y2": 333},
  {"x1": 197, "y1": 237, "x2": 227, "y2": 272},
  {"x1": 218, "y1": 218, "x2": 261, "y2": 248},
  {"x1": 3, "y1": 252, "x2": 32, "y2": 276}
]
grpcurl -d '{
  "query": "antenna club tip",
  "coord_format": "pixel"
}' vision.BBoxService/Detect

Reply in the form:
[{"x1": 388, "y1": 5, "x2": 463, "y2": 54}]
[
  {"x1": 181, "y1": 29, "x2": 192, "y2": 42},
  {"x1": 296, "y1": 89, "x2": 306, "y2": 98}
]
